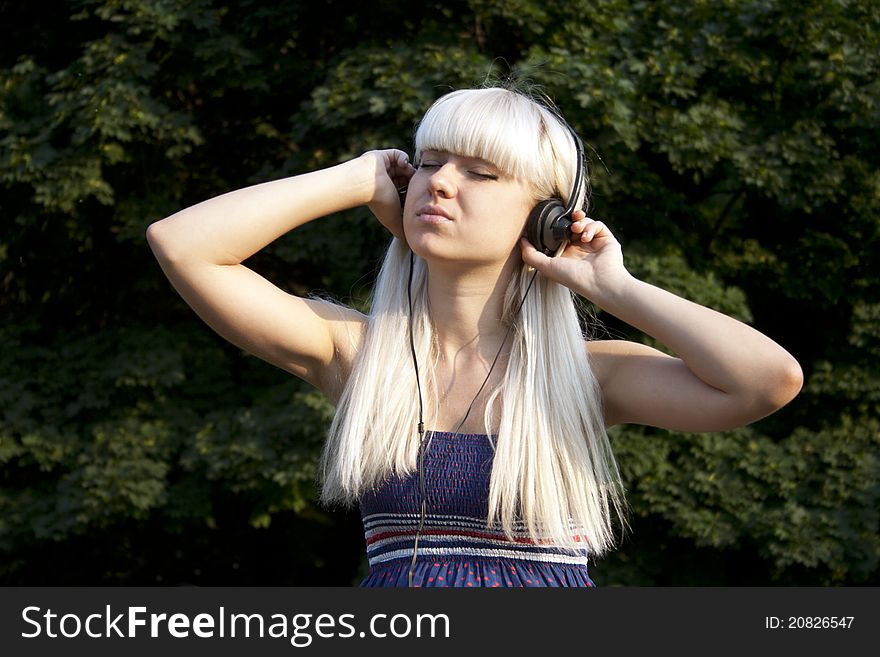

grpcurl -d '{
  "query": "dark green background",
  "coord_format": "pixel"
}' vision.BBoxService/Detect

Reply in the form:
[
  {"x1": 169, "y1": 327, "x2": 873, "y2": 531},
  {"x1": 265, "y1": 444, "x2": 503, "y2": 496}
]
[{"x1": 1, "y1": 0, "x2": 877, "y2": 585}]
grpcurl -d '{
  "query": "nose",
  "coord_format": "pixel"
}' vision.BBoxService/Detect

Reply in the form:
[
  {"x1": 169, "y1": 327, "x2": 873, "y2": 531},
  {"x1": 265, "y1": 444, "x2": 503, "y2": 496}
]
[{"x1": 427, "y1": 162, "x2": 456, "y2": 199}]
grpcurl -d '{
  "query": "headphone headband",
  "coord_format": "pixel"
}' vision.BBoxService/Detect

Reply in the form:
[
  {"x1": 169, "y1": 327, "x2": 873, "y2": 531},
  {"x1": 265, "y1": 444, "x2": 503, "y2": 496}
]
[{"x1": 565, "y1": 127, "x2": 586, "y2": 216}]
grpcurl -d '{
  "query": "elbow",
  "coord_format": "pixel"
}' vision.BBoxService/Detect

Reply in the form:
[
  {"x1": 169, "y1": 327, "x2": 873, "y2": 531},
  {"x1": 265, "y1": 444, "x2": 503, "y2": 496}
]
[
  {"x1": 777, "y1": 355, "x2": 804, "y2": 406},
  {"x1": 145, "y1": 218, "x2": 180, "y2": 264},
  {"x1": 145, "y1": 219, "x2": 165, "y2": 254},
  {"x1": 757, "y1": 355, "x2": 804, "y2": 414}
]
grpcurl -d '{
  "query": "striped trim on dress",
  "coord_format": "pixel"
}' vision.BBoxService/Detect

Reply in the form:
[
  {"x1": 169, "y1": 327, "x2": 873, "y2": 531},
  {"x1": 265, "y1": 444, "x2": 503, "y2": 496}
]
[{"x1": 363, "y1": 511, "x2": 590, "y2": 567}]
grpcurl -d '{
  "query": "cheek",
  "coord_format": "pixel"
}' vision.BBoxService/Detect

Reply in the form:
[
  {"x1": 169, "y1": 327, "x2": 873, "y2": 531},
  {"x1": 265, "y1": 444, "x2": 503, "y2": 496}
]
[
  {"x1": 402, "y1": 189, "x2": 415, "y2": 218},
  {"x1": 401, "y1": 177, "x2": 427, "y2": 226},
  {"x1": 477, "y1": 198, "x2": 525, "y2": 222},
  {"x1": 510, "y1": 197, "x2": 537, "y2": 233},
  {"x1": 489, "y1": 205, "x2": 532, "y2": 247}
]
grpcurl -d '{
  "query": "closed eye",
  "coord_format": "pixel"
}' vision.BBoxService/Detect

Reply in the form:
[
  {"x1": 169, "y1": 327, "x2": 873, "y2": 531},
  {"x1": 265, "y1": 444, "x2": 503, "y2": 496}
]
[
  {"x1": 470, "y1": 171, "x2": 498, "y2": 180},
  {"x1": 416, "y1": 161, "x2": 498, "y2": 180}
]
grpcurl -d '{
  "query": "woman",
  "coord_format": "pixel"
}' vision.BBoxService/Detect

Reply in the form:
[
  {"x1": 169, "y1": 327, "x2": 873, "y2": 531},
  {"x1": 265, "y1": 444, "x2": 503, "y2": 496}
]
[{"x1": 146, "y1": 86, "x2": 803, "y2": 587}]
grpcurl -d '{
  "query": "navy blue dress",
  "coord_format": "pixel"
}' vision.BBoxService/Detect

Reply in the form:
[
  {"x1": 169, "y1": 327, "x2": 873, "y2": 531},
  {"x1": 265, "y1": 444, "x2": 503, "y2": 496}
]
[{"x1": 359, "y1": 431, "x2": 596, "y2": 587}]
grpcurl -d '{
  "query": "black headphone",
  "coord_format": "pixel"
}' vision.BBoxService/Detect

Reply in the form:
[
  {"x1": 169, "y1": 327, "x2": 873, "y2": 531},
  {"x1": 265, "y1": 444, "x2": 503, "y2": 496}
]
[{"x1": 524, "y1": 120, "x2": 586, "y2": 256}]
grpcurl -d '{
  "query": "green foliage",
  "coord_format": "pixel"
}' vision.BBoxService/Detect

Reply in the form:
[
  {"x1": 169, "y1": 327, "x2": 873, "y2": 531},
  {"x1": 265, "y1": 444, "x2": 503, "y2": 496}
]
[
  {"x1": 0, "y1": 323, "x2": 339, "y2": 582},
  {"x1": 1, "y1": 0, "x2": 877, "y2": 584},
  {"x1": 606, "y1": 416, "x2": 879, "y2": 585}
]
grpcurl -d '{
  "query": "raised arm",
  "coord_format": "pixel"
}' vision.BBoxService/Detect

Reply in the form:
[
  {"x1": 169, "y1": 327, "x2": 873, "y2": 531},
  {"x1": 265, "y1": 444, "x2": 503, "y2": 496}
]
[
  {"x1": 521, "y1": 212, "x2": 803, "y2": 432},
  {"x1": 146, "y1": 149, "x2": 414, "y2": 400}
]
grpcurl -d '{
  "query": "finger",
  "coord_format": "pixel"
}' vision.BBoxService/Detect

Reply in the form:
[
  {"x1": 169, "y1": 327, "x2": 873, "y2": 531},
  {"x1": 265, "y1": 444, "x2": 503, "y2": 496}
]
[
  {"x1": 580, "y1": 220, "x2": 607, "y2": 243},
  {"x1": 391, "y1": 157, "x2": 415, "y2": 188},
  {"x1": 383, "y1": 150, "x2": 408, "y2": 174},
  {"x1": 519, "y1": 237, "x2": 552, "y2": 269},
  {"x1": 569, "y1": 211, "x2": 591, "y2": 233},
  {"x1": 394, "y1": 150, "x2": 412, "y2": 170}
]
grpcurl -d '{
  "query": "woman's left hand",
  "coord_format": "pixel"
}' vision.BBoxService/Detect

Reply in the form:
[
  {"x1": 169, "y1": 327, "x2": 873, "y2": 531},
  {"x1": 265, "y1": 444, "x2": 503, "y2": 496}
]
[{"x1": 519, "y1": 210, "x2": 632, "y2": 302}]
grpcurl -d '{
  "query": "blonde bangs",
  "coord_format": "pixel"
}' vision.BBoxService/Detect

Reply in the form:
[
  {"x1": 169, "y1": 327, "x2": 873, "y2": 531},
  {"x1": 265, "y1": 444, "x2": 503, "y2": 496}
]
[{"x1": 415, "y1": 89, "x2": 547, "y2": 185}]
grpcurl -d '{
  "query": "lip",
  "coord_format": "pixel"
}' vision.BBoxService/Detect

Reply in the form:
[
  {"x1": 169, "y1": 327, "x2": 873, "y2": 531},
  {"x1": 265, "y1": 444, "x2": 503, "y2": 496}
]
[{"x1": 416, "y1": 204, "x2": 453, "y2": 223}]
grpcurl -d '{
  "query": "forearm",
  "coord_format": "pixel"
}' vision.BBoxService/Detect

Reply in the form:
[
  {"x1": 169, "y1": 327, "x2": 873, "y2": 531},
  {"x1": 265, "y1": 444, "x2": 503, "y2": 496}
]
[
  {"x1": 147, "y1": 158, "x2": 373, "y2": 265},
  {"x1": 587, "y1": 273, "x2": 803, "y2": 405}
]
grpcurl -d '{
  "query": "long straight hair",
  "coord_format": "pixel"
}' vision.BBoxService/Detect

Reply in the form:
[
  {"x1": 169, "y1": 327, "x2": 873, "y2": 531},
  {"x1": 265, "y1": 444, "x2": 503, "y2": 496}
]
[{"x1": 320, "y1": 88, "x2": 627, "y2": 554}]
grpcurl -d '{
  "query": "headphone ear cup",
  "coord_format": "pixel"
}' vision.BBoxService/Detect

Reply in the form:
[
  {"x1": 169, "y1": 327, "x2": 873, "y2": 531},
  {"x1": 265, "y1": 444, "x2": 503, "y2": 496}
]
[{"x1": 526, "y1": 200, "x2": 572, "y2": 256}]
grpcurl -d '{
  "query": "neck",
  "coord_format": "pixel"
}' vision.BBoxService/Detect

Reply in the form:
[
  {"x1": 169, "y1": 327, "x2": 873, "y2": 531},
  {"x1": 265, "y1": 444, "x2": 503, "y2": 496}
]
[{"x1": 425, "y1": 257, "x2": 517, "y2": 359}]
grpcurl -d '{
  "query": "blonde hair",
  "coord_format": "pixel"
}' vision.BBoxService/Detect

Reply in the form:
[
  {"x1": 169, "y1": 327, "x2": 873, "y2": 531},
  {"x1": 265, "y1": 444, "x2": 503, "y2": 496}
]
[{"x1": 320, "y1": 87, "x2": 627, "y2": 554}]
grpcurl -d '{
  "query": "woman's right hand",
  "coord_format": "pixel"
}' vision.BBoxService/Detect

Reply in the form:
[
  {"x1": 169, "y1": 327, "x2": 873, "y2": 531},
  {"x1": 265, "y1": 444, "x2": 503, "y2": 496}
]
[{"x1": 359, "y1": 149, "x2": 415, "y2": 241}]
